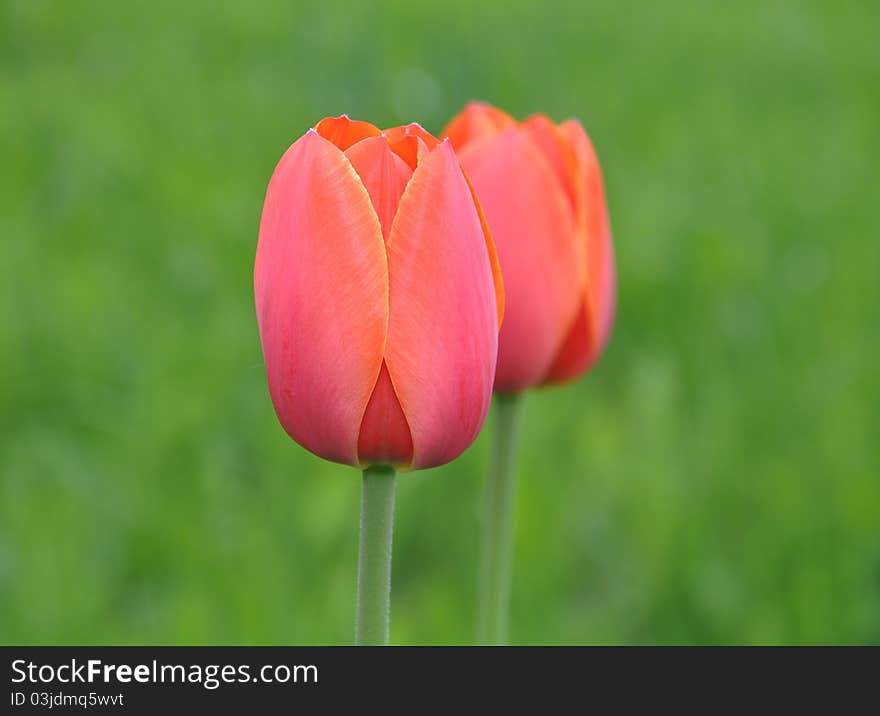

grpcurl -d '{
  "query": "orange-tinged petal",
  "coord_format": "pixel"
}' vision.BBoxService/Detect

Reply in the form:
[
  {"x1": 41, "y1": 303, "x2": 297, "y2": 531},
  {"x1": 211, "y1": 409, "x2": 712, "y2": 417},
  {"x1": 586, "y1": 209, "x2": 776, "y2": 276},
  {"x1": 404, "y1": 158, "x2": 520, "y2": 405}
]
[
  {"x1": 544, "y1": 301, "x2": 594, "y2": 382},
  {"x1": 345, "y1": 136, "x2": 414, "y2": 240},
  {"x1": 522, "y1": 114, "x2": 579, "y2": 216},
  {"x1": 441, "y1": 101, "x2": 515, "y2": 152},
  {"x1": 460, "y1": 126, "x2": 582, "y2": 392},
  {"x1": 357, "y1": 361, "x2": 414, "y2": 468},
  {"x1": 384, "y1": 140, "x2": 499, "y2": 470},
  {"x1": 561, "y1": 120, "x2": 615, "y2": 339},
  {"x1": 315, "y1": 115, "x2": 382, "y2": 151},
  {"x1": 385, "y1": 134, "x2": 431, "y2": 170},
  {"x1": 545, "y1": 120, "x2": 616, "y2": 383},
  {"x1": 255, "y1": 130, "x2": 388, "y2": 466},
  {"x1": 383, "y1": 122, "x2": 440, "y2": 151}
]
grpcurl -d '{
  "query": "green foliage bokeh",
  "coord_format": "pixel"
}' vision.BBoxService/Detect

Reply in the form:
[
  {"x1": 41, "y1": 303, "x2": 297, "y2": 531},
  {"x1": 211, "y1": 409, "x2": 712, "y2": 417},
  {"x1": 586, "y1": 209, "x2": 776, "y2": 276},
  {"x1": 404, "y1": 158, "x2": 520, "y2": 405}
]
[{"x1": 2, "y1": 0, "x2": 878, "y2": 644}]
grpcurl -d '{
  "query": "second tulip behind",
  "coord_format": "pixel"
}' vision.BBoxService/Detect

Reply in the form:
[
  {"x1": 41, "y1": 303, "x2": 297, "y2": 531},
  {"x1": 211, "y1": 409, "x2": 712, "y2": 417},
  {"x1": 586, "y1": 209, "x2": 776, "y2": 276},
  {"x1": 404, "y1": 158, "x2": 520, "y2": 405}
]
[{"x1": 443, "y1": 102, "x2": 615, "y2": 393}]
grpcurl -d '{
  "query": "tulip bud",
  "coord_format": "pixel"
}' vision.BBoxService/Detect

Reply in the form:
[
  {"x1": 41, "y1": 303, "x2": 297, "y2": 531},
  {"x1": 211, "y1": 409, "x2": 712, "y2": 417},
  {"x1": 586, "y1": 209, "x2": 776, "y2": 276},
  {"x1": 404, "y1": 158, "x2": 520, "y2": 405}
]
[
  {"x1": 443, "y1": 103, "x2": 616, "y2": 393},
  {"x1": 255, "y1": 116, "x2": 504, "y2": 470}
]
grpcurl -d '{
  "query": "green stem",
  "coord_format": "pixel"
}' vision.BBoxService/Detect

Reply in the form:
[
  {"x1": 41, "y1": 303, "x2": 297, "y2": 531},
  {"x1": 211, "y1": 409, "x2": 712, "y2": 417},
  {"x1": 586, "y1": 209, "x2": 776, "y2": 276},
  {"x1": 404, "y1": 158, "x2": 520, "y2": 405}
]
[
  {"x1": 476, "y1": 392, "x2": 524, "y2": 645},
  {"x1": 355, "y1": 465, "x2": 397, "y2": 645}
]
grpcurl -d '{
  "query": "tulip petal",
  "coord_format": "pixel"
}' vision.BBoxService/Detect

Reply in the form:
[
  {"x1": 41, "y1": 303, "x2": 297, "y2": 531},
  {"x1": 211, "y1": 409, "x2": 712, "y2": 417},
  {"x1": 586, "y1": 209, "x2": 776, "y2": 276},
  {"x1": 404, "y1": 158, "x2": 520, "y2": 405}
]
[
  {"x1": 545, "y1": 120, "x2": 616, "y2": 383},
  {"x1": 384, "y1": 140, "x2": 499, "y2": 470},
  {"x1": 441, "y1": 101, "x2": 515, "y2": 151},
  {"x1": 385, "y1": 134, "x2": 431, "y2": 171},
  {"x1": 562, "y1": 120, "x2": 616, "y2": 344},
  {"x1": 544, "y1": 301, "x2": 593, "y2": 381},
  {"x1": 459, "y1": 127, "x2": 582, "y2": 392},
  {"x1": 357, "y1": 361, "x2": 414, "y2": 467},
  {"x1": 383, "y1": 122, "x2": 440, "y2": 151},
  {"x1": 344, "y1": 136, "x2": 414, "y2": 240},
  {"x1": 255, "y1": 130, "x2": 388, "y2": 466},
  {"x1": 315, "y1": 115, "x2": 382, "y2": 151},
  {"x1": 522, "y1": 114, "x2": 579, "y2": 215}
]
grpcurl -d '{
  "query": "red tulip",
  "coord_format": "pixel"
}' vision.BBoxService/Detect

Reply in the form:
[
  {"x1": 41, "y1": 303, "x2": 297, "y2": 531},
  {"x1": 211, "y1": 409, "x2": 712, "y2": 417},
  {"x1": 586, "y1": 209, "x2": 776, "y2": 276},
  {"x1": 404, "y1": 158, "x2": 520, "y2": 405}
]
[
  {"x1": 442, "y1": 103, "x2": 615, "y2": 393},
  {"x1": 255, "y1": 116, "x2": 504, "y2": 470}
]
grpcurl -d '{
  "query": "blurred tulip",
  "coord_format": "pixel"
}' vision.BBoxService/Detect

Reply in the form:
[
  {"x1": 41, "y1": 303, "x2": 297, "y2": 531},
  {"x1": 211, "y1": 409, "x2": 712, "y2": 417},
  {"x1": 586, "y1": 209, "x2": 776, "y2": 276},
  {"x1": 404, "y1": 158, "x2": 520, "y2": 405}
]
[
  {"x1": 255, "y1": 116, "x2": 504, "y2": 471},
  {"x1": 443, "y1": 102, "x2": 615, "y2": 393}
]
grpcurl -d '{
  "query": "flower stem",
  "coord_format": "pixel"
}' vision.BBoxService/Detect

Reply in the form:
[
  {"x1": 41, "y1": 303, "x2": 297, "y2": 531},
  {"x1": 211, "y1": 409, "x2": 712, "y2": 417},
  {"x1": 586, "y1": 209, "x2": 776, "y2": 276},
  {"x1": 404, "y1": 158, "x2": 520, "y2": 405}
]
[
  {"x1": 476, "y1": 392, "x2": 524, "y2": 645},
  {"x1": 355, "y1": 464, "x2": 397, "y2": 645}
]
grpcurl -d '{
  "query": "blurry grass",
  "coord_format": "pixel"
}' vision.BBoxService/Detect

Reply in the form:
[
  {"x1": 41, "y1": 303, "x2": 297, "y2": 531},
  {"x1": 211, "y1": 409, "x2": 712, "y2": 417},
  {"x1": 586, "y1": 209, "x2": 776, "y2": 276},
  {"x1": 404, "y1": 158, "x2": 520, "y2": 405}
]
[{"x1": 1, "y1": 0, "x2": 878, "y2": 644}]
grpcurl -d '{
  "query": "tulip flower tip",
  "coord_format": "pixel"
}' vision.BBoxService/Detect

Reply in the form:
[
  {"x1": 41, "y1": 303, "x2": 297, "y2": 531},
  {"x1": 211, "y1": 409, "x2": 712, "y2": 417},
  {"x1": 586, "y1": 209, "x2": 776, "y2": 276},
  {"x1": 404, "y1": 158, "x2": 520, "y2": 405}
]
[{"x1": 403, "y1": 122, "x2": 425, "y2": 137}]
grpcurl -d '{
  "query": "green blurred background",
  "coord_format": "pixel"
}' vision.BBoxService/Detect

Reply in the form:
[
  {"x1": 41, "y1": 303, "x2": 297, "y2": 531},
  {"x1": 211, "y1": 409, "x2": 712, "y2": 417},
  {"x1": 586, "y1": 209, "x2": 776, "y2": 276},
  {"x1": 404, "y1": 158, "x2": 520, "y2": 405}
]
[{"x1": 2, "y1": 0, "x2": 878, "y2": 645}]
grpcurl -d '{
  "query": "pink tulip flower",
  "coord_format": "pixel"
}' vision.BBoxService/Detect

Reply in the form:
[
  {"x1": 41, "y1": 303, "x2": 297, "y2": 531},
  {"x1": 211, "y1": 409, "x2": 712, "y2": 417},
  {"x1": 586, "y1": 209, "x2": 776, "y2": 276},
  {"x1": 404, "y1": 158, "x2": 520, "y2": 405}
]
[
  {"x1": 255, "y1": 116, "x2": 504, "y2": 470},
  {"x1": 443, "y1": 102, "x2": 615, "y2": 393}
]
